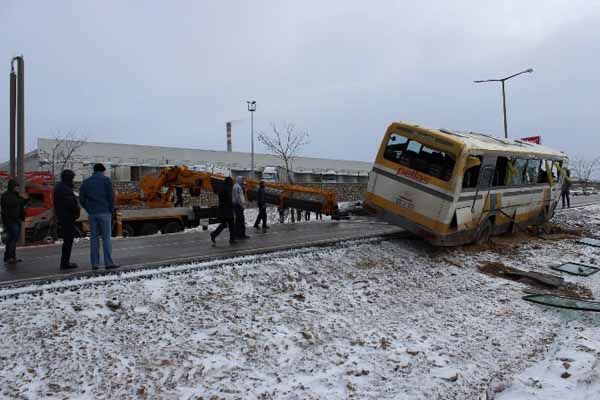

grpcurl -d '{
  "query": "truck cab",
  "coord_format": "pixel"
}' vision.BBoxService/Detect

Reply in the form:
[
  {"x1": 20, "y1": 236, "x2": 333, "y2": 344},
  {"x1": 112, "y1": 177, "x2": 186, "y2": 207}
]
[{"x1": 262, "y1": 166, "x2": 279, "y2": 182}]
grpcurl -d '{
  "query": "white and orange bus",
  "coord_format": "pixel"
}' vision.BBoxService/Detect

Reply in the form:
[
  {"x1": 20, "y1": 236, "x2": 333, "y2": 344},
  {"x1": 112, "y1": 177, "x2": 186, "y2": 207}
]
[{"x1": 364, "y1": 122, "x2": 568, "y2": 246}]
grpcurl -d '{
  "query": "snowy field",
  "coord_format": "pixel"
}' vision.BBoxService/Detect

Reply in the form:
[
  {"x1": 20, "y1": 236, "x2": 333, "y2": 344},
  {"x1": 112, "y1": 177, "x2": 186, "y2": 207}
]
[{"x1": 1, "y1": 206, "x2": 600, "y2": 399}]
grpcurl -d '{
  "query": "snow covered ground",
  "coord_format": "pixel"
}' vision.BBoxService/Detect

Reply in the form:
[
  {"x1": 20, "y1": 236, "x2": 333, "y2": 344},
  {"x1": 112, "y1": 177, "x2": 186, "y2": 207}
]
[{"x1": 1, "y1": 206, "x2": 599, "y2": 399}]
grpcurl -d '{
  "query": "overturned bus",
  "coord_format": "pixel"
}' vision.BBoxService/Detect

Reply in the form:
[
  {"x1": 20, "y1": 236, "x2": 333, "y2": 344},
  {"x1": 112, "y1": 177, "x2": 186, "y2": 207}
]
[{"x1": 364, "y1": 122, "x2": 568, "y2": 246}]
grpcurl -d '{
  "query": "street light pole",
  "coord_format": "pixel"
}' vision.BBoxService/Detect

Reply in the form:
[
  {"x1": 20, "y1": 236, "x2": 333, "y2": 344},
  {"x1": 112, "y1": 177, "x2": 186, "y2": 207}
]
[
  {"x1": 247, "y1": 100, "x2": 256, "y2": 179},
  {"x1": 474, "y1": 68, "x2": 533, "y2": 138}
]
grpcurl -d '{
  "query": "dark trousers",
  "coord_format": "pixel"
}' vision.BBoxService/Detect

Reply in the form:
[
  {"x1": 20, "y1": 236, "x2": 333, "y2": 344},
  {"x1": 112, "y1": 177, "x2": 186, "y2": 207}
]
[
  {"x1": 234, "y1": 204, "x2": 246, "y2": 237},
  {"x1": 60, "y1": 221, "x2": 75, "y2": 266},
  {"x1": 254, "y1": 206, "x2": 268, "y2": 229},
  {"x1": 213, "y1": 217, "x2": 234, "y2": 240},
  {"x1": 561, "y1": 191, "x2": 570, "y2": 208},
  {"x1": 3, "y1": 222, "x2": 21, "y2": 262}
]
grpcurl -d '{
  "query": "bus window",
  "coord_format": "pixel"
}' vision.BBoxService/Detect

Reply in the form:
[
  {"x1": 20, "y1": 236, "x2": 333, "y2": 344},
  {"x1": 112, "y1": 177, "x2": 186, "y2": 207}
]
[
  {"x1": 493, "y1": 157, "x2": 508, "y2": 186},
  {"x1": 538, "y1": 160, "x2": 549, "y2": 183},
  {"x1": 463, "y1": 156, "x2": 482, "y2": 188},
  {"x1": 382, "y1": 131, "x2": 456, "y2": 181},
  {"x1": 509, "y1": 159, "x2": 528, "y2": 185},
  {"x1": 526, "y1": 160, "x2": 540, "y2": 184},
  {"x1": 383, "y1": 134, "x2": 408, "y2": 163},
  {"x1": 551, "y1": 160, "x2": 560, "y2": 181}
]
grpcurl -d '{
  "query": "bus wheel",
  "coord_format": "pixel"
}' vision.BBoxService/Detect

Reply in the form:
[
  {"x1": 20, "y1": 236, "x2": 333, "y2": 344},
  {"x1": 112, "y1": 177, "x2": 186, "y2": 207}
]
[
  {"x1": 475, "y1": 219, "x2": 492, "y2": 245},
  {"x1": 139, "y1": 223, "x2": 159, "y2": 236},
  {"x1": 161, "y1": 221, "x2": 183, "y2": 234},
  {"x1": 122, "y1": 224, "x2": 135, "y2": 237}
]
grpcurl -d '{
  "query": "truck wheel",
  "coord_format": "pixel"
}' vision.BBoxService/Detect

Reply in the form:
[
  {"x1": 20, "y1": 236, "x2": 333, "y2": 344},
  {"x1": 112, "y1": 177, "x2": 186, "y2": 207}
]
[
  {"x1": 161, "y1": 221, "x2": 183, "y2": 234},
  {"x1": 35, "y1": 227, "x2": 56, "y2": 244},
  {"x1": 139, "y1": 223, "x2": 159, "y2": 236},
  {"x1": 122, "y1": 224, "x2": 135, "y2": 237},
  {"x1": 475, "y1": 219, "x2": 492, "y2": 245}
]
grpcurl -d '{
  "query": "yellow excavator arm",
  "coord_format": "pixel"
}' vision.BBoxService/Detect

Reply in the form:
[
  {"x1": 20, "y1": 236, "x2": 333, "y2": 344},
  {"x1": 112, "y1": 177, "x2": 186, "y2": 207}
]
[{"x1": 116, "y1": 166, "x2": 339, "y2": 215}]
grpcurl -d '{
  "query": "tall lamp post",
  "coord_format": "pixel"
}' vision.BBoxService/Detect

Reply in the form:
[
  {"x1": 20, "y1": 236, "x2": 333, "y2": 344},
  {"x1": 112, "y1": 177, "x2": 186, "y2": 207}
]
[
  {"x1": 474, "y1": 68, "x2": 533, "y2": 138},
  {"x1": 247, "y1": 100, "x2": 256, "y2": 178}
]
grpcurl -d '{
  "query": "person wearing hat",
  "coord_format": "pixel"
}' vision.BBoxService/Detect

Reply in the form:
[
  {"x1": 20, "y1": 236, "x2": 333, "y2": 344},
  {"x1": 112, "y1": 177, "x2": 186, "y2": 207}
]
[
  {"x1": 79, "y1": 163, "x2": 119, "y2": 270},
  {"x1": 53, "y1": 169, "x2": 80, "y2": 270},
  {"x1": 1, "y1": 179, "x2": 27, "y2": 265}
]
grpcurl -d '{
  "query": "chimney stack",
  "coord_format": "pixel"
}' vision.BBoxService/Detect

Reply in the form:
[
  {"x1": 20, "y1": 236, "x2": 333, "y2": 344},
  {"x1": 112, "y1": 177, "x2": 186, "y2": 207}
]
[{"x1": 226, "y1": 122, "x2": 232, "y2": 152}]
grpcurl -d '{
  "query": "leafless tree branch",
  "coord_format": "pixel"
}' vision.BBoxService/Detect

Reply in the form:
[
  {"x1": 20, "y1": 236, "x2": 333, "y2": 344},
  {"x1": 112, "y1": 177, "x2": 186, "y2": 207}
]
[
  {"x1": 39, "y1": 131, "x2": 87, "y2": 179},
  {"x1": 571, "y1": 155, "x2": 600, "y2": 194},
  {"x1": 257, "y1": 121, "x2": 309, "y2": 183}
]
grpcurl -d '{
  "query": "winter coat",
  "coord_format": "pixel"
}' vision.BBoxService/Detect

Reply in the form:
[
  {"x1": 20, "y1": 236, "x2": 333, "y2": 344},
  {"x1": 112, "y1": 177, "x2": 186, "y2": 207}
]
[
  {"x1": 0, "y1": 189, "x2": 26, "y2": 226},
  {"x1": 217, "y1": 181, "x2": 234, "y2": 220},
  {"x1": 53, "y1": 171, "x2": 80, "y2": 224},
  {"x1": 257, "y1": 186, "x2": 266, "y2": 208},
  {"x1": 79, "y1": 172, "x2": 115, "y2": 215},
  {"x1": 232, "y1": 176, "x2": 246, "y2": 207}
]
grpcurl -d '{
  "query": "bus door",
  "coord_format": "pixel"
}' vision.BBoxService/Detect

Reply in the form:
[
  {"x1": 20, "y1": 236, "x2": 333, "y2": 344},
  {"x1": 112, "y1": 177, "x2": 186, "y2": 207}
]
[
  {"x1": 456, "y1": 156, "x2": 496, "y2": 230},
  {"x1": 473, "y1": 156, "x2": 496, "y2": 219}
]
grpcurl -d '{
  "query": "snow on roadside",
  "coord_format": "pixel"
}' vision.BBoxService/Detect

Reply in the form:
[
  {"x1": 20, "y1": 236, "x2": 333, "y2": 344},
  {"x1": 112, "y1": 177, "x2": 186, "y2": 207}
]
[{"x1": 0, "y1": 205, "x2": 599, "y2": 399}]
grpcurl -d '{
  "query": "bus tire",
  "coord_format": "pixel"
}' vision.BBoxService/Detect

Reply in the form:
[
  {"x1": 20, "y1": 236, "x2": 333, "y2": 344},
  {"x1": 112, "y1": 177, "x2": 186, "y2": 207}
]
[
  {"x1": 122, "y1": 224, "x2": 135, "y2": 237},
  {"x1": 161, "y1": 221, "x2": 183, "y2": 234},
  {"x1": 475, "y1": 219, "x2": 492, "y2": 245},
  {"x1": 139, "y1": 223, "x2": 159, "y2": 236}
]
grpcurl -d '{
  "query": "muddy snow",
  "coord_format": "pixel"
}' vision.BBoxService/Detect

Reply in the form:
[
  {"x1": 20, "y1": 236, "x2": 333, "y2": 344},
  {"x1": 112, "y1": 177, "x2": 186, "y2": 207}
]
[{"x1": 1, "y1": 206, "x2": 600, "y2": 399}]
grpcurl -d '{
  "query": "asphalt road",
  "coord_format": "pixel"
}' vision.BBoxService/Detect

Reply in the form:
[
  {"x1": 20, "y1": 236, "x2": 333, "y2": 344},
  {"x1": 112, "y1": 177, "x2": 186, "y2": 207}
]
[{"x1": 0, "y1": 217, "x2": 404, "y2": 287}]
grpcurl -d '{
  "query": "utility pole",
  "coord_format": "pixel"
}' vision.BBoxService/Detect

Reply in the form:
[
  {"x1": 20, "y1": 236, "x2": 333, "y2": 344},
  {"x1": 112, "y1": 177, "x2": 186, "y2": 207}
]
[
  {"x1": 9, "y1": 55, "x2": 26, "y2": 244},
  {"x1": 474, "y1": 68, "x2": 533, "y2": 138}
]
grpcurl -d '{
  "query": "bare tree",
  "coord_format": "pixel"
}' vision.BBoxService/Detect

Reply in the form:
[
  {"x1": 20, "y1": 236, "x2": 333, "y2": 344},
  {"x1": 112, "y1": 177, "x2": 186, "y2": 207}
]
[
  {"x1": 258, "y1": 122, "x2": 309, "y2": 183},
  {"x1": 571, "y1": 155, "x2": 600, "y2": 194},
  {"x1": 39, "y1": 131, "x2": 87, "y2": 179}
]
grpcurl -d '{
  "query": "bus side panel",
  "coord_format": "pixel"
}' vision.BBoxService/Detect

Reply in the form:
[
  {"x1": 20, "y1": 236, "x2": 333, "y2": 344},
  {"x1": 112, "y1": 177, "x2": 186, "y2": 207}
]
[{"x1": 367, "y1": 164, "x2": 451, "y2": 234}]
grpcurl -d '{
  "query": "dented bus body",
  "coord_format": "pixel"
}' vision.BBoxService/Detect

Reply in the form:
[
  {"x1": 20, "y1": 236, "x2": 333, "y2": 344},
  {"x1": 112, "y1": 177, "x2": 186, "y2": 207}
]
[{"x1": 364, "y1": 122, "x2": 568, "y2": 246}]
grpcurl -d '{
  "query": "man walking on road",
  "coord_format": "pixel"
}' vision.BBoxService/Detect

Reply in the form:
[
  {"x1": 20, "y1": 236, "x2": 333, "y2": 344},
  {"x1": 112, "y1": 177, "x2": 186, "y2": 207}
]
[
  {"x1": 253, "y1": 180, "x2": 269, "y2": 233},
  {"x1": 79, "y1": 163, "x2": 119, "y2": 270},
  {"x1": 53, "y1": 169, "x2": 80, "y2": 270},
  {"x1": 561, "y1": 169, "x2": 571, "y2": 209},
  {"x1": 232, "y1": 176, "x2": 249, "y2": 239},
  {"x1": 211, "y1": 177, "x2": 236, "y2": 245},
  {"x1": 1, "y1": 179, "x2": 27, "y2": 265}
]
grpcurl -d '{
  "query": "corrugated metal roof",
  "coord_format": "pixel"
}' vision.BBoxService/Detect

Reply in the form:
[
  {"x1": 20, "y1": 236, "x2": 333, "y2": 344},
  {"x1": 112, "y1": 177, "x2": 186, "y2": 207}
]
[{"x1": 36, "y1": 138, "x2": 373, "y2": 174}]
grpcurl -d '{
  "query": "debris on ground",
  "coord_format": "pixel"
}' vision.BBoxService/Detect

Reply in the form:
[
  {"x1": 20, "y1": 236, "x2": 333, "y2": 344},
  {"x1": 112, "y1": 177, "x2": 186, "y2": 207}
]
[{"x1": 478, "y1": 261, "x2": 593, "y2": 299}]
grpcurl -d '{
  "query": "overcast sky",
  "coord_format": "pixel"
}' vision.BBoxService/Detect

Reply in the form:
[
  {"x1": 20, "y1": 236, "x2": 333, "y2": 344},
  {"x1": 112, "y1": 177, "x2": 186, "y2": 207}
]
[{"x1": 1, "y1": 0, "x2": 599, "y2": 164}]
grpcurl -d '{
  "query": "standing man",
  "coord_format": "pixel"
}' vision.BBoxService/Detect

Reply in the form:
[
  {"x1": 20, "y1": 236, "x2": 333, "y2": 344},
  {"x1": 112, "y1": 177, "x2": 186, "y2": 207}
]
[
  {"x1": 174, "y1": 186, "x2": 184, "y2": 207},
  {"x1": 1, "y1": 179, "x2": 27, "y2": 265},
  {"x1": 561, "y1": 169, "x2": 571, "y2": 209},
  {"x1": 210, "y1": 177, "x2": 235, "y2": 245},
  {"x1": 53, "y1": 170, "x2": 80, "y2": 270},
  {"x1": 253, "y1": 180, "x2": 268, "y2": 233},
  {"x1": 232, "y1": 176, "x2": 249, "y2": 239},
  {"x1": 79, "y1": 163, "x2": 119, "y2": 270}
]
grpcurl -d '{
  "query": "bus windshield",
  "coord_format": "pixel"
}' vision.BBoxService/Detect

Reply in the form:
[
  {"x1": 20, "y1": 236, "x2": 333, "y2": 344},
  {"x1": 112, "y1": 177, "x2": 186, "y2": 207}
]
[{"x1": 383, "y1": 132, "x2": 456, "y2": 181}]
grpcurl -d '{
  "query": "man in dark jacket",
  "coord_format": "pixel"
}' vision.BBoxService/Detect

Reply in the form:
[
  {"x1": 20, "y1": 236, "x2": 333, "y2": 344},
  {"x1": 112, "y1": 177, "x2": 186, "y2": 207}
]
[
  {"x1": 210, "y1": 176, "x2": 235, "y2": 245},
  {"x1": 79, "y1": 163, "x2": 119, "y2": 270},
  {"x1": 53, "y1": 170, "x2": 80, "y2": 270},
  {"x1": 561, "y1": 169, "x2": 571, "y2": 209},
  {"x1": 253, "y1": 181, "x2": 268, "y2": 233},
  {"x1": 1, "y1": 179, "x2": 27, "y2": 264}
]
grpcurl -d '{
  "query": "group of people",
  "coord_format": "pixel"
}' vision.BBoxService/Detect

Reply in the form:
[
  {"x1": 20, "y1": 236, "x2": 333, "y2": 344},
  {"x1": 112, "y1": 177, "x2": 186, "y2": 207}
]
[
  {"x1": 210, "y1": 177, "x2": 269, "y2": 245},
  {"x1": 278, "y1": 207, "x2": 322, "y2": 223},
  {"x1": 1, "y1": 163, "x2": 119, "y2": 271}
]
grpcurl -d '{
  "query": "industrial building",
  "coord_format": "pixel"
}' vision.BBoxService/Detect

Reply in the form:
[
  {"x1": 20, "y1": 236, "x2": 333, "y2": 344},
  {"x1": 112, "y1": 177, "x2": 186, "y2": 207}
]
[{"x1": 1, "y1": 138, "x2": 372, "y2": 184}]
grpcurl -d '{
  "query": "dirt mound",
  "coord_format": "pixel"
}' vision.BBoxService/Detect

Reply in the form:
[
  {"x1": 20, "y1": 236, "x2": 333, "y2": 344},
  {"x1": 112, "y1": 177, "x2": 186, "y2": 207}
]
[
  {"x1": 478, "y1": 261, "x2": 593, "y2": 299},
  {"x1": 527, "y1": 223, "x2": 588, "y2": 240}
]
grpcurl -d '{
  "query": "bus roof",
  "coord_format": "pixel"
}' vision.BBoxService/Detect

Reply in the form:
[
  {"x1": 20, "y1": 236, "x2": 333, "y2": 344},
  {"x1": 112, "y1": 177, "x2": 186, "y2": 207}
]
[{"x1": 388, "y1": 122, "x2": 566, "y2": 159}]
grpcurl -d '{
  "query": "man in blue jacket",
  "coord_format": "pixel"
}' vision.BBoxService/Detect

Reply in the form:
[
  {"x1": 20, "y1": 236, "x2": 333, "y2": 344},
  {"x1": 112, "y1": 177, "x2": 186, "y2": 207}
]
[{"x1": 79, "y1": 163, "x2": 119, "y2": 270}]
